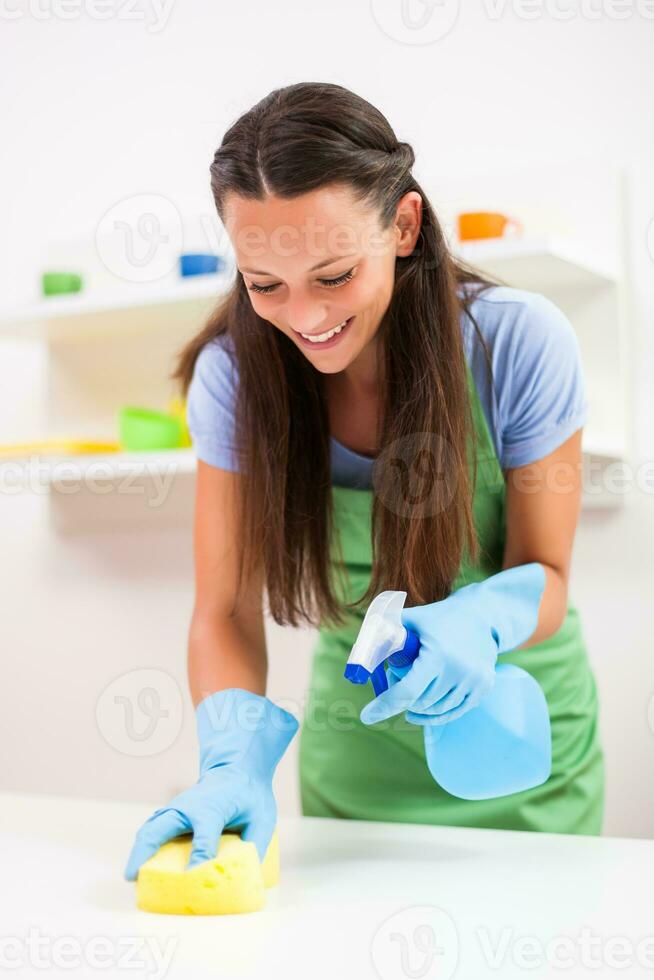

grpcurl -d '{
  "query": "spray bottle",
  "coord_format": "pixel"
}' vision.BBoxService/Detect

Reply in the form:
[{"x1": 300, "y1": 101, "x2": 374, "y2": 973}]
[{"x1": 344, "y1": 590, "x2": 551, "y2": 800}]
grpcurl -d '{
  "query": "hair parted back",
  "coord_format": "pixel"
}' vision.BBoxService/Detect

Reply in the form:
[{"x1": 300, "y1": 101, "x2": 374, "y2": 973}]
[{"x1": 174, "y1": 81, "x2": 503, "y2": 628}]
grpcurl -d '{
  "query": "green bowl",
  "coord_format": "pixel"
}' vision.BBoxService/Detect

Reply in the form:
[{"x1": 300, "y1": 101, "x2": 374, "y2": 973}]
[
  {"x1": 42, "y1": 271, "x2": 83, "y2": 296},
  {"x1": 118, "y1": 406, "x2": 184, "y2": 451}
]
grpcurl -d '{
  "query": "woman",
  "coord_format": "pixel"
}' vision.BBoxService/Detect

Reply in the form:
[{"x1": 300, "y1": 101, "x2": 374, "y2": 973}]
[{"x1": 125, "y1": 82, "x2": 604, "y2": 880}]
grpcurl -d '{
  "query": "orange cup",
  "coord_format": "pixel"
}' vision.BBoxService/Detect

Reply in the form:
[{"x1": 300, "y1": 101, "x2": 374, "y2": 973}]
[{"x1": 457, "y1": 211, "x2": 523, "y2": 242}]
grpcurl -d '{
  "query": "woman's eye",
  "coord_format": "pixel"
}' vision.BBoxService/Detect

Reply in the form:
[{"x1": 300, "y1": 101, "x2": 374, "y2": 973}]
[
  {"x1": 319, "y1": 268, "x2": 356, "y2": 288},
  {"x1": 247, "y1": 268, "x2": 356, "y2": 295}
]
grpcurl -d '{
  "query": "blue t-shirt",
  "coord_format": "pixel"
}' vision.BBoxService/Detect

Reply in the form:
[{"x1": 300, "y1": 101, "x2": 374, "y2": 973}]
[{"x1": 186, "y1": 284, "x2": 588, "y2": 487}]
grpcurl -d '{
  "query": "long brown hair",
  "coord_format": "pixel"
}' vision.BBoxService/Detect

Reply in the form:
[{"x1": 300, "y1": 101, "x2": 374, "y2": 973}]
[{"x1": 173, "y1": 82, "x2": 505, "y2": 629}]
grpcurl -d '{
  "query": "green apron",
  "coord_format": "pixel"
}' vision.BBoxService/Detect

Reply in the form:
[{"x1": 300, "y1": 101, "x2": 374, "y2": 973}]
[{"x1": 299, "y1": 368, "x2": 605, "y2": 834}]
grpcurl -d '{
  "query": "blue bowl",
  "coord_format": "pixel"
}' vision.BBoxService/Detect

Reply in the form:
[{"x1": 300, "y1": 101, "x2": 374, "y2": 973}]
[{"x1": 179, "y1": 253, "x2": 223, "y2": 277}]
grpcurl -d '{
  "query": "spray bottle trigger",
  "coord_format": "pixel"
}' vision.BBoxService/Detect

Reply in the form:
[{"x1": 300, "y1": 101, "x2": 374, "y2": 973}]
[
  {"x1": 387, "y1": 627, "x2": 420, "y2": 669},
  {"x1": 370, "y1": 662, "x2": 389, "y2": 696}
]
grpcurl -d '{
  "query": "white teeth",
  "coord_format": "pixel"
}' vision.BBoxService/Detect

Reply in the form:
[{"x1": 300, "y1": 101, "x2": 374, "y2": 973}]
[{"x1": 301, "y1": 319, "x2": 349, "y2": 343}]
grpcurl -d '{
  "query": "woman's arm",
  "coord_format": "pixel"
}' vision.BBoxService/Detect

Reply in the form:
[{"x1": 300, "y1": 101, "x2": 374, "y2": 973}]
[
  {"x1": 503, "y1": 428, "x2": 583, "y2": 647},
  {"x1": 188, "y1": 459, "x2": 267, "y2": 706},
  {"x1": 125, "y1": 458, "x2": 296, "y2": 880}
]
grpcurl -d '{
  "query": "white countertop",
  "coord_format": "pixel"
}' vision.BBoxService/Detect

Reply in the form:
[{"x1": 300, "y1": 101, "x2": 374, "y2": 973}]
[{"x1": 2, "y1": 791, "x2": 653, "y2": 979}]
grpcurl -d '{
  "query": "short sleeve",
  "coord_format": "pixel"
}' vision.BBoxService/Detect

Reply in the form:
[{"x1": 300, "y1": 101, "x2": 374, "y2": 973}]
[
  {"x1": 186, "y1": 335, "x2": 241, "y2": 471},
  {"x1": 497, "y1": 293, "x2": 588, "y2": 468}
]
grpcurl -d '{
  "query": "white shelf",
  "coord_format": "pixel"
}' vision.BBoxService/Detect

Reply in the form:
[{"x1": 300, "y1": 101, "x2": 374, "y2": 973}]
[
  {"x1": 0, "y1": 441, "x2": 625, "y2": 515},
  {"x1": 4, "y1": 447, "x2": 197, "y2": 485},
  {"x1": 0, "y1": 231, "x2": 629, "y2": 522},
  {"x1": 454, "y1": 235, "x2": 628, "y2": 513},
  {"x1": 582, "y1": 433, "x2": 625, "y2": 461},
  {"x1": 454, "y1": 235, "x2": 618, "y2": 292},
  {"x1": 0, "y1": 270, "x2": 235, "y2": 342},
  {"x1": 0, "y1": 238, "x2": 616, "y2": 344}
]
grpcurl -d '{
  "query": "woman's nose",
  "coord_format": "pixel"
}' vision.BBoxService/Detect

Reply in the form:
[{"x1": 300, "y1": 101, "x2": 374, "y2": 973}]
[{"x1": 283, "y1": 296, "x2": 330, "y2": 335}]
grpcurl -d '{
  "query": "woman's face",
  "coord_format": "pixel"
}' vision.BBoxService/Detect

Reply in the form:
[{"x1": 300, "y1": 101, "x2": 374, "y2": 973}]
[{"x1": 223, "y1": 183, "x2": 421, "y2": 376}]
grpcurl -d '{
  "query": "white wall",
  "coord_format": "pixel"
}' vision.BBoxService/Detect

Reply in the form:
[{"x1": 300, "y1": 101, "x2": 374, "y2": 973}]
[{"x1": 1, "y1": 1, "x2": 653, "y2": 838}]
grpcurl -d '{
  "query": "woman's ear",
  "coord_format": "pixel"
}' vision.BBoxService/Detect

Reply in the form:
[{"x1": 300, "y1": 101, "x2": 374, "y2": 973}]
[{"x1": 395, "y1": 191, "x2": 423, "y2": 258}]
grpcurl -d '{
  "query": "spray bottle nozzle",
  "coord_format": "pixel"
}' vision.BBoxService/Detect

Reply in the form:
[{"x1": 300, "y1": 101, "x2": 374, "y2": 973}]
[{"x1": 343, "y1": 591, "x2": 420, "y2": 696}]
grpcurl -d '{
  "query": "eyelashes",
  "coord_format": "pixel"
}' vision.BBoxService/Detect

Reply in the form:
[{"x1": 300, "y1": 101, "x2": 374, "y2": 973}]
[
  {"x1": 320, "y1": 269, "x2": 356, "y2": 289},
  {"x1": 247, "y1": 268, "x2": 356, "y2": 295}
]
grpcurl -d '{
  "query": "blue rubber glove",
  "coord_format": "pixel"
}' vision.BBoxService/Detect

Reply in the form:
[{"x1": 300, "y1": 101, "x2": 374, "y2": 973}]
[
  {"x1": 359, "y1": 563, "x2": 546, "y2": 727},
  {"x1": 124, "y1": 688, "x2": 299, "y2": 880}
]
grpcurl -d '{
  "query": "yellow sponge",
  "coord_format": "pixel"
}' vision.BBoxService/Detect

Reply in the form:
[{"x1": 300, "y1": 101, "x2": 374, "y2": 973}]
[{"x1": 136, "y1": 830, "x2": 279, "y2": 915}]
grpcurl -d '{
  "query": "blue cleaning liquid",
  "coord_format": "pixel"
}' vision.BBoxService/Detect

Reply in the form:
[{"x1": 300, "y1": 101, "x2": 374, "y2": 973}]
[
  {"x1": 386, "y1": 638, "x2": 552, "y2": 800},
  {"x1": 421, "y1": 663, "x2": 552, "y2": 800}
]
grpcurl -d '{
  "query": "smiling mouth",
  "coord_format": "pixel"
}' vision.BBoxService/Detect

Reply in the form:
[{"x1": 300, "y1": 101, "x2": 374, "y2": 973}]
[{"x1": 295, "y1": 316, "x2": 354, "y2": 345}]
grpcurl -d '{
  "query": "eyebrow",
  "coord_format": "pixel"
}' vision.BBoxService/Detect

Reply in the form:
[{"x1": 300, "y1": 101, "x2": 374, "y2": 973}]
[{"x1": 238, "y1": 253, "x2": 358, "y2": 277}]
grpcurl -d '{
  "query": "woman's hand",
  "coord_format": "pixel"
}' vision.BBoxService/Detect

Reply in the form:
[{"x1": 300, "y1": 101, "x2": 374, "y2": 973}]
[
  {"x1": 359, "y1": 563, "x2": 546, "y2": 727},
  {"x1": 124, "y1": 688, "x2": 299, "y2": 879}
]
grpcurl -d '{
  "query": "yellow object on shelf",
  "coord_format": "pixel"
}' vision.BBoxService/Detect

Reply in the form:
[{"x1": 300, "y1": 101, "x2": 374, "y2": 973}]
[
  {"x1": 0, "y1": 439, "x2": 121, "y2": 460},
  {"x1": 167, "y1": 396, "x2": 192, "y2": 448},
  {"x1": 136, "y1": 830, "x2": 279, "y2": 916}
]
